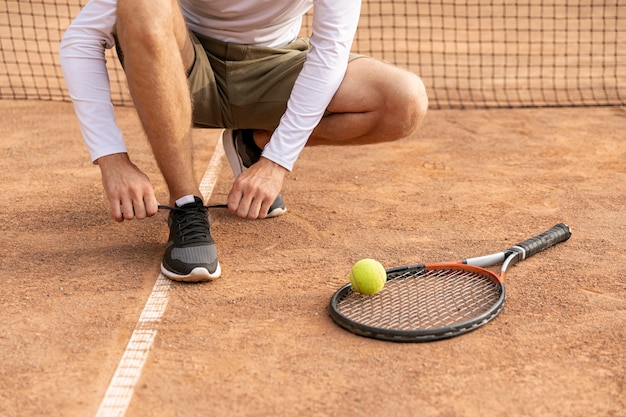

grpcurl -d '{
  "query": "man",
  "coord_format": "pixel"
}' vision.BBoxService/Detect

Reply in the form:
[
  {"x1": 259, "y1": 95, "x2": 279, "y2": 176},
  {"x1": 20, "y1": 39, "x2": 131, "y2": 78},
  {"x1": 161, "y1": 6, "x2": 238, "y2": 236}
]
[{"x1": 60, "y1": 0, "x2": 428, "y2": 283}]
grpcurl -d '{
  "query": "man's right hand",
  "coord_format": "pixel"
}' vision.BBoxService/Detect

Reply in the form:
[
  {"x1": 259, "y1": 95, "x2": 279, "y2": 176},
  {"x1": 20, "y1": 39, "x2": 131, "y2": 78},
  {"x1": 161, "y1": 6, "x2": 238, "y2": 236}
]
[{"x1": 97, "y1": 153, "x2": 159, "y2": 222}]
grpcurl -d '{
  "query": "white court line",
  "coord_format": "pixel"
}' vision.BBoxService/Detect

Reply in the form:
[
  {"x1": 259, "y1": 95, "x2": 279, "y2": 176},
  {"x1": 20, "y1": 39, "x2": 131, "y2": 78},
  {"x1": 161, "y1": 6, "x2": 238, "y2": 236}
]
[{"x1": 95, "y1": 136, "x2": 225, "y2": 417}]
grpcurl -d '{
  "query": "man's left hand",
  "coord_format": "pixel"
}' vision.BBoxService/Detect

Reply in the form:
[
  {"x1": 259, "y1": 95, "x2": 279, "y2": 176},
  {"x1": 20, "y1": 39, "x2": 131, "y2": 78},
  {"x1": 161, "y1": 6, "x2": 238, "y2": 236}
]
[{"x1": 226, "y1": 157, "x2": 287, "y2": 219}]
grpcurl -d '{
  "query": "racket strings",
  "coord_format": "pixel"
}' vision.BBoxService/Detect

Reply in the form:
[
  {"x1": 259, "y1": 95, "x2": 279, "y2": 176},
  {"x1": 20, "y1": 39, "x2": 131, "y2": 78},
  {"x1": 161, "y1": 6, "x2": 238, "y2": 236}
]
[{"x1": 336, "y1": 268, "x2": 502, "y2": 331}]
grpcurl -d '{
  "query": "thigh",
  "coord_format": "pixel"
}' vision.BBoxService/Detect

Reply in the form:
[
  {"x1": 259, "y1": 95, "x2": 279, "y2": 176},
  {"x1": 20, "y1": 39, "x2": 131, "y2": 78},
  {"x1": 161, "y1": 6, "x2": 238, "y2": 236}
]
[
  {"x1": 189, "y1": 35, "x2": 366, "y2": 130},
  {"x1": 327, "y1": 57, "x2": 418, "y2": 113},
  {"x1": 188, "y1": 35, "x2": 311, "y2": 129},
  {"x1": 224, "y1": 39, "x2": 311, "y2": 130},
  {"x1": 187, "y1": 33, "x2": 223, "y2": 128},
  {"x1": 226, "y1": 49, "x2": 367, "y2": 129}
]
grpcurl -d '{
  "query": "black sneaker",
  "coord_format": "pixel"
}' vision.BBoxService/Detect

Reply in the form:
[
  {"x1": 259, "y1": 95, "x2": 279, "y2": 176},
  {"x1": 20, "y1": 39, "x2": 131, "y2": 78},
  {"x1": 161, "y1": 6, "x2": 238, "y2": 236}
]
[
  {"x1": 222, "y1": 129, "x2": 287, "y2": 218},
  {"x1": 161, "y1": 197, "x2": 221, "y2": 282}
]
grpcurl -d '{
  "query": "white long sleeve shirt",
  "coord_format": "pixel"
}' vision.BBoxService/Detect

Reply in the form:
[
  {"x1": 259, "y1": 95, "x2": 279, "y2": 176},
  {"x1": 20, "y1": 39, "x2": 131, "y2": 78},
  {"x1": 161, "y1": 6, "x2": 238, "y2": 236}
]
[{"x1": 59, "y1": 0, "x2": 361, "y2": 170}]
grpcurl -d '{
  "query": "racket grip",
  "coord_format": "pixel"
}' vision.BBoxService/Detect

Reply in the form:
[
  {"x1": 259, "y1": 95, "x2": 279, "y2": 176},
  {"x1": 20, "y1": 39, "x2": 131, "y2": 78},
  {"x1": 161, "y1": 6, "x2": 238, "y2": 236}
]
[{"x1": 509, "y1": 223, "x2": 572, "y2": 260}]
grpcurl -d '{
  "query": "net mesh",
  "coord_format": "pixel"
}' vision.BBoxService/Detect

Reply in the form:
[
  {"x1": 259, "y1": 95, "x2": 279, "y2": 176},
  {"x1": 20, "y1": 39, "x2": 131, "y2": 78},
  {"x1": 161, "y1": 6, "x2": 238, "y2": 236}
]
[{"x1": 1, "y1": 0, "x2": 624, "y2": 109}]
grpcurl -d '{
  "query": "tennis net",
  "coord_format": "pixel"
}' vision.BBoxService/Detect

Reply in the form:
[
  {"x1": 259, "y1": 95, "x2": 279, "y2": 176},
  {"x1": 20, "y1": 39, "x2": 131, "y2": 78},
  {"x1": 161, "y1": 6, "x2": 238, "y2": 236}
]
[{"x1": 1, "y1": 0, "x2": 624, "y2": 109}]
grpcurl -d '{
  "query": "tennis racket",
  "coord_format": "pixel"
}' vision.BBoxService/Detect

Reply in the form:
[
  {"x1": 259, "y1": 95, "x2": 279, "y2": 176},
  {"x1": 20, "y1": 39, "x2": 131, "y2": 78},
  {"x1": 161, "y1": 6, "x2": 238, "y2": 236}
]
[{"x1": 329, "y1": 223, "x2": 572, "y2": 342}]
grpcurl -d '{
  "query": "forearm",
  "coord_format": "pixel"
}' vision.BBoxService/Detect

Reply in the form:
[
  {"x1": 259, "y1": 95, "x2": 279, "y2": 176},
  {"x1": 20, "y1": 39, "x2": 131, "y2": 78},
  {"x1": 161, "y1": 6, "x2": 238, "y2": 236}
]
[
  {"x1": 59, "y1": 0, "x2": 127, "y2": 163},
  {"x1": 261, "y1": 0, "x2": 361, "y2": 171}
]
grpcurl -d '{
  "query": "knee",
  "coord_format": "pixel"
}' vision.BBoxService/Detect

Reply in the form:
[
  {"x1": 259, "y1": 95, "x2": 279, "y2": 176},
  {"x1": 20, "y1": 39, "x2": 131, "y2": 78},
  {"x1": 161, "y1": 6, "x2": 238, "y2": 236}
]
[
  {"x1": 390, "y1": 72, "x2": 428, "y2": 139},
  {"x1": 116, "y1": 1, "x2": 173, "y2": 53}
]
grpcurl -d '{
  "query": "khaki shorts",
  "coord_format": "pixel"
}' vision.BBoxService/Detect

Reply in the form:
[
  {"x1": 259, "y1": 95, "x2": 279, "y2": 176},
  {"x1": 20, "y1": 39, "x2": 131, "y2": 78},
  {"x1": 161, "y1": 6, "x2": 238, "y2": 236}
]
[{"x1": 187, "y1": 32, "x2": 363, "y2": 130}]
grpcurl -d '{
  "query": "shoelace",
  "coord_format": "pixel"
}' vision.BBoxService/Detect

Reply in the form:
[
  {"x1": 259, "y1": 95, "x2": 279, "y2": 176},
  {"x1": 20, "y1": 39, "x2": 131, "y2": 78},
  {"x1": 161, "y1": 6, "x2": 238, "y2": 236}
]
[
  {"x1": 158, "y1": 204, "x2": 226, "y2": 210},
  {"x1": 158, "y1": 204, "x2": 223, "y2": 244}
]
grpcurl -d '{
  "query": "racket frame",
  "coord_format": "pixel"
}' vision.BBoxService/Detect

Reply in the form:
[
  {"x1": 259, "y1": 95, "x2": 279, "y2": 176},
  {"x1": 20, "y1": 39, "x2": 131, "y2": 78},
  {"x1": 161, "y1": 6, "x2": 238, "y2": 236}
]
[{"x1": 330, "y1": 261, "x2": 507, "y2": 342}]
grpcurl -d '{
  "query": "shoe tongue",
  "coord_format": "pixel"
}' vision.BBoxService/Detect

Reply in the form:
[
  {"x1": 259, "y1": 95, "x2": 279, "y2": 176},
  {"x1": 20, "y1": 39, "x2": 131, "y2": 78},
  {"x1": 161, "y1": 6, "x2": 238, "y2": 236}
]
[{"x1": 175, "y1": 195, "x2": 201, "y2": 207}]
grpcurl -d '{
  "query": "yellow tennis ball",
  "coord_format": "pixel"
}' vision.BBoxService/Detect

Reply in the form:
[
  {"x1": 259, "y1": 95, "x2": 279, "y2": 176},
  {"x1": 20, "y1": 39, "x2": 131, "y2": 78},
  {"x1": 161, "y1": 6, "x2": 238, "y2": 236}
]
[{"x1": 349, "y1": 259, "x2": 387, "y2": 295}]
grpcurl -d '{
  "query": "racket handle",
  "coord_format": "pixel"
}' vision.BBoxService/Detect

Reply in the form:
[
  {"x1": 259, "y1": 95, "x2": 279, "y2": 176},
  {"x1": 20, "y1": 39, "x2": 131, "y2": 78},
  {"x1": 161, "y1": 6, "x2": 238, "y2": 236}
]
[{"x1": 508, "y1": 223, "x2": 572, "y2": 260}]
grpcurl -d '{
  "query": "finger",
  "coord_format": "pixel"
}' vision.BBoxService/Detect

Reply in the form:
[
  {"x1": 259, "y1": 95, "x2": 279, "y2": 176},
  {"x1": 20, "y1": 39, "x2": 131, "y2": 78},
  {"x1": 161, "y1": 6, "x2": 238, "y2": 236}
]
[
  {"x1": 258, "y1": 197, "x2": 273, "y2": 220},
  {"x1": 121, "y1": 199, "x2": 135, "y2": 221},
  {"x1": 247, "y1": 197, "x2": 264, "y2": 220},
  {"x1": 236, "y1": 192, "x2": 254, "y2": 219},
  {"x1": 110, "y1": 200, "x2": 124, "y2": 222},
  {"x1": 226, "y1": 185, "x2": 243, "y2": 214},
  {"x1": 133, "y1": 196, "x2": 148, "y2": 220},
  {"x1": 227, "y1": 180, "x2": 257, "y2": 219},
  {"x1": 144, "y1": 194, "x2": 159, "y2": 217}
]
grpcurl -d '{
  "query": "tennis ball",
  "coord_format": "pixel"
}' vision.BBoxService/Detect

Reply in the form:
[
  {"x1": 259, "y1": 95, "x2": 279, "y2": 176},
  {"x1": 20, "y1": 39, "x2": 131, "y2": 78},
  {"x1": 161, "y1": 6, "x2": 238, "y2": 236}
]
[{"x1": 349, "y1": 259, "x2": 387, "y2": 295}]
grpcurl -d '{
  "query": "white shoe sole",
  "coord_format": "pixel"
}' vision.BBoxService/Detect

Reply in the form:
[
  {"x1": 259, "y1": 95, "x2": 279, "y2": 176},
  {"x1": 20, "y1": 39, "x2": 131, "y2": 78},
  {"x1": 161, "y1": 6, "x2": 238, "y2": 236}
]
[
  {"x1": 221, "y1": 129, "x2": 245, "y2": 178},
  {"x1": 161, "y1": 263, "x2": 222, "y2": 282}
]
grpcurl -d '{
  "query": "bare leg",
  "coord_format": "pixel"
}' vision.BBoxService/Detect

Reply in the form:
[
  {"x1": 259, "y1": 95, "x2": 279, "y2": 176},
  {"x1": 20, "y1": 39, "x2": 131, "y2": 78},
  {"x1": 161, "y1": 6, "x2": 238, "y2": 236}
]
[
  {"x1": 252, "y1": 58, "x2": 428, "y2": 149},
  {"x1": 116, "y1": 0, "x2": 198, "y2": 205},
  {"x1": 312, "y1": 59, "x2": 428, "y2": 145}
]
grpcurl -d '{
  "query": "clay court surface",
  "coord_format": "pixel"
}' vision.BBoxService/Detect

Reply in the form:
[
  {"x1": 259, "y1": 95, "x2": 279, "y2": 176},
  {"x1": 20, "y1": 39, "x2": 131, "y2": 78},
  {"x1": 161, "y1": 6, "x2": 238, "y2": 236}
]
[{"x1": 0, "y1": 100, "x2": 623, "y2": 416}]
